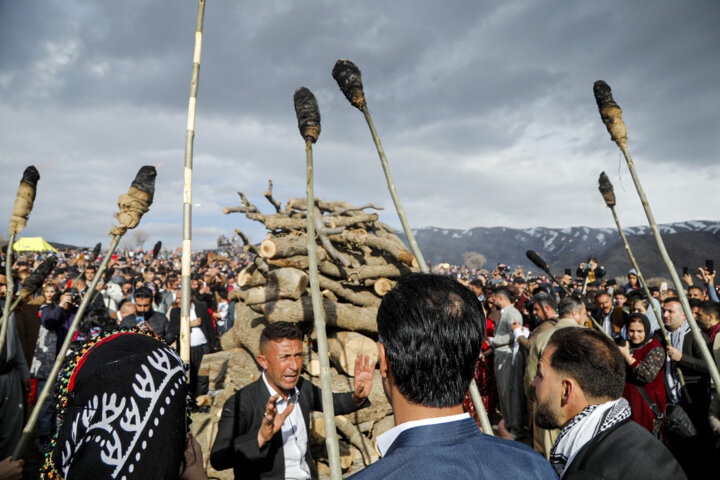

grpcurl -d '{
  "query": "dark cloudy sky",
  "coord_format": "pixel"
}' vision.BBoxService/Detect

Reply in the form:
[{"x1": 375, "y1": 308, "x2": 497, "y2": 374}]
[{"x1": 1, "y1": 1, "x2": 719, "y2": 250}]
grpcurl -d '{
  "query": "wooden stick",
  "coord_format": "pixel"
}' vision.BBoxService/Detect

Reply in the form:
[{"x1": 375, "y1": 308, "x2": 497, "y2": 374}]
[
  {"x1": 264, "y1": 179, "x2": 283, "y2": 213},
  {"x1": 0, "y1": 234, "x2": 16, "y2": 356},
  {"x1": 180, "y1": 0, "x2": 206, "y2": 366},
  {"x1": 333, "y1": 60, "x2": 493, "y2": 435},
  {"x1": 593, "y1": 80, "x2": 720, "y2": 393},
  {"x1": 13, "y1": 234, "x2": 122, "y2": 459},
  {"x1": 1, "y1": 166, "x2": 40, "y2": 353},
  {"x1": 295, "y1": 86, "x2": 342, "y2": 480},
  {"x1": 598, "y1": 172, "x2": 690, "y2": 395}
]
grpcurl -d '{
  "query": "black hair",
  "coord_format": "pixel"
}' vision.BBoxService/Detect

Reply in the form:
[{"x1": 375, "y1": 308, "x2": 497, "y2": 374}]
[
  {"x1": 546, "y1": 328, "x2": 625, "y2": 401},
  {"x1": 134, "y1": 286, "x2": 154, "y2": 301},
  {"x1": 532, "y1": 291, "x2": 557, "y2": 313},
  {"x1": 699, "y1": 301, "x2": 720, "y2": 320},
  {"x1": 493, "y1": 286, "x2": 512, "y2": 302},
  {"x1": 558, "y1": 296, "x2": 583, "y2": 317},
  {"x1": 377, "y1": 273, "x2": 484, "y2": 407},
  {"x1": 259, "y1": 321, "x2": 303, "y2": 352}
]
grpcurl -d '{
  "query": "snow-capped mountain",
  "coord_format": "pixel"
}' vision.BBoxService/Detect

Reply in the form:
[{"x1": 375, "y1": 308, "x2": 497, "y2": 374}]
[{"x1": 402, "y1": 220, "x2": 720, "y2": 279}]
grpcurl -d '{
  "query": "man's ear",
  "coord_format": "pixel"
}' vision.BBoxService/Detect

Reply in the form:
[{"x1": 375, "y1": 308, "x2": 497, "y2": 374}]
[
  {"x1": 257, "y1": 352, "x2": 268, "y2": 371},
  {"x1": 378, "y1": 343, "x2": 389, "y2": 378},
  {"x1": 560, "y1": 378, "x2": 573, "y2": 407}
]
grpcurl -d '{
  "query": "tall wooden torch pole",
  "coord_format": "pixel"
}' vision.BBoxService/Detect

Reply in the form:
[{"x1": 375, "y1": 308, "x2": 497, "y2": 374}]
[
  {"x1": 598, "y1": 172, "x2": 689, "y2": 396},
  {"x1": 180, "y1": 0, "x2": 206, "y2": 365},
  {"x1": 294, "y1": 87, "x2": 342, "y2": 480},
  {"x1": 593, "y1": 81, "x2": 720, "y2": 393},
  {"x1": 0, "y1": 166, "x2": 40, "y2": 354},
  {"x1": 332, "y1": 59, "x2": 493, "y2": 435},
  {"x1": 14, "y1": 166, "x2": 157, "y2": 459}
]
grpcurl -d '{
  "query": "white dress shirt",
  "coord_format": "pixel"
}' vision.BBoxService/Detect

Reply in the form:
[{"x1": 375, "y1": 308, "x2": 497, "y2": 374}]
[{"x1": 262, "y1": 373, "x2": 310, "y2": 480}]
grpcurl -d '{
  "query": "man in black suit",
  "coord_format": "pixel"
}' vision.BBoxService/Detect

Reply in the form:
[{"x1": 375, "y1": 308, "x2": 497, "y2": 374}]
[
  {"x1": 663, "y1": 297, "x2": 712, "y2": 478},
  {"x1": 533, "y1": 327, "x2": 684, "y2": 479},
  {"x1": 210, "y1": 322, "x2": 374, "y2": 479}
]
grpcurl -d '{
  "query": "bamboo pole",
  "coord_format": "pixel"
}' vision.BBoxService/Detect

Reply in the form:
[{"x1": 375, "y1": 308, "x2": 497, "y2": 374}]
[
  {"x1": 593, "y1": 80, "x2": 720, "y2": 393},
  {"x1": 332, "y1": 59, "x2": 493, "y2": 435},
  {"x1": 597, "y1": 172, "x2": 690, "y2": 397},
  {"x1": 294, "y1": 87, "x2": 342, "y2": 479},
  {"x1": 180, "y1": 0, "x2": 206, "y2": 366}
]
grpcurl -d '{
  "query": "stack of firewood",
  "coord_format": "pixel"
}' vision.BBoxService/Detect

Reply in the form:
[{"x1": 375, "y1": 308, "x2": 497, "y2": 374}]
[{"x1": 198, "y1": 182, "x2": 419, "y2": 474}]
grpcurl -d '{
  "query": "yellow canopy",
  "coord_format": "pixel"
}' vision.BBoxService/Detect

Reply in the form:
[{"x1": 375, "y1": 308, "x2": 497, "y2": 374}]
[{"x1": 13, "y1": 237, "x2": 58, "y2": 252}]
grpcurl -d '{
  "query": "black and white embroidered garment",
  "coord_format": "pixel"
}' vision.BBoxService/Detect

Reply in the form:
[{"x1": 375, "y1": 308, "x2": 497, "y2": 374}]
[{"x1": 44, "y1": 330, "x2": 188, "y2": 480}]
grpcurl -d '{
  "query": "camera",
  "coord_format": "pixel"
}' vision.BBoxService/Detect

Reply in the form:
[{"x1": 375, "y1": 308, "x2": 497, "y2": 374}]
[{"x1": 53, "y1": 288, "x2": 81, "y2": 308}]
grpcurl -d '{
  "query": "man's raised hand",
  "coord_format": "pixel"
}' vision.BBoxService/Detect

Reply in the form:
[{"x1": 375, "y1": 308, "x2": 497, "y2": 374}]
[
  {"x1": 257, "y1": 394, "x2": 295, "y2": 448},
  {"x1": 352, "y1": 354, "x2": 374, "y2": 404}
]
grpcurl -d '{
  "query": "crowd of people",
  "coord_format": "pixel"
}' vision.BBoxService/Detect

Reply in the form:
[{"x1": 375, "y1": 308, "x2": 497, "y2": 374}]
[{"x1": 0, "y1": 243, "x2": 717, "y2": 478}]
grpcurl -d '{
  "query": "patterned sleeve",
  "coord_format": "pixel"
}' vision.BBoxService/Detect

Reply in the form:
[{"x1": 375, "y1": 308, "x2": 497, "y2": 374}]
[{"x1": 629, "y1": 345, "x2": 665, "y2": 384}]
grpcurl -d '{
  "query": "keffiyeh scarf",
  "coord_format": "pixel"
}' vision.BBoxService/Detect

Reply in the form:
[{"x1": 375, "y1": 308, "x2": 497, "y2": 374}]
[
  {"x1": 666, "y1": 321, "x2": 690, "y2": 403},
  {"x1": 549, "y1": 398, "x2": 631, "y2": 478}
]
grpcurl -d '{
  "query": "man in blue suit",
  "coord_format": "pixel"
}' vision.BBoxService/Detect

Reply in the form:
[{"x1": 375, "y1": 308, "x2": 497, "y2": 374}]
[{"x1": 349, "y1": 273, "x2": 555, "y2": 479}]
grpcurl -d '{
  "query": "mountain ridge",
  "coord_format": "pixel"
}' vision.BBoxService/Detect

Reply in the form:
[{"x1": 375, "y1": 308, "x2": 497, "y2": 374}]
[{"x1": 402, "y1": 220, "x2": 720, "y2": 280}]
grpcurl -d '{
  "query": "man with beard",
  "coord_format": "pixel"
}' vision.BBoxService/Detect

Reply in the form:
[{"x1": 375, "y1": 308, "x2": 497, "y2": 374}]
[
  {"x1": 532, "y1": 328, "x2": 684, "y2": 479},
  {"x1": 524, "y1": 296, "x2": 585, "y2": 458}
]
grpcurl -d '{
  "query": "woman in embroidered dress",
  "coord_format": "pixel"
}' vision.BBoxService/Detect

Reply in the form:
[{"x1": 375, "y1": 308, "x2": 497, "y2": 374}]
[{"x1": 617, "y1": 313, "x2": 667, "y2": 439}]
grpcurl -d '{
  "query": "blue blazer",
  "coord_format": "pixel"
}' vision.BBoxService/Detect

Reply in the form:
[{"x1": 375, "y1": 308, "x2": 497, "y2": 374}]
[{"x1": 348, "y1": 418, "x2": 556, "y2": 479}]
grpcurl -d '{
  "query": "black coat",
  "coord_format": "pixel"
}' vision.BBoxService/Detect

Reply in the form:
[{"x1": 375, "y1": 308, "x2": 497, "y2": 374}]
[
  {"x1": 210, "y1": 376, "x2": 367, "y2": 479},
  {"x1": 168, "y1": 301, "x2": 217, "y2": 350},
  {"x1": 563, "y1": 419, "x2": 686, "y2": 480}
]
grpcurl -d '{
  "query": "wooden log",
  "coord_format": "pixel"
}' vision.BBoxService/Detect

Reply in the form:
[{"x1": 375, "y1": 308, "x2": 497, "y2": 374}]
[
  {"x1": 220, "y1": 302, "x2": 269, "y2": 360},
  {"x1": 371, "y1": 278, "x2": 394, "y2": 297},
  {"x1": 265, "y1": 252, "x2": 330, "y2": 269},
  {"x1": 328, "y1": 229, "x2": 418, "y2": 268},
  {"x1": 311, "y1": 413, "x2": 376, "y2": 467},
  {"x1": 237, "y1": 266, "x2": 267, "y2": 287},
  {"x1": 371, "y1": 414, "x2": 395, "y2": 439},
  {"x1": 260, "y1": 235, "x2": 326, "y2": 260},
  {"x1": 261, "y1": 297, "x2": 378, "y2": 335},
  {"x1": 263, "y1": 212, "x2": 378, "y2": 231},
  {"x1": 309, "y1": 369, "x2": 392, "y2": 425},
  {"x1": 198, "y1": 348, "x2": 261, "y2": 395},
  {"x1": 327, "y1": 331, "x2": 379, "y2": 376},
  {"x1": 244, "y1": 268, "x2": 308, "y2": 305},
  {"x1": 335, "y1": 415, "x2": 379, "y2": 466},
  {"x1": 318, "y1": 261, "x2": 410, "y2": 283},
  {"x1": 314, "y1": 207, "x2": 352, "y2": 267},
  {"x1": 318, "y1": 275, "x2": 380, "y2": 307},
  {"x1": 309, "y1": 422, "x2": 356, "y2": 471}
]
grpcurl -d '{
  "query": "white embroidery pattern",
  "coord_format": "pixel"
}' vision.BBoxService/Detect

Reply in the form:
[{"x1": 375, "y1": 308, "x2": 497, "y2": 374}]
[{"x1": 60, "y1": 346, "x2": 186, "y2": 479}]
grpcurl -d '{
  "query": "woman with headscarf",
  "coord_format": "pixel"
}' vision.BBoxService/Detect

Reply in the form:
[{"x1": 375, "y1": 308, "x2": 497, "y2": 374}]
[
  {"x1": 42, "y1": 329, "x2": 207, "y2": 479},
  {"x1": 617, "y1": 313, "x2": 668, "y2": 439}
]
